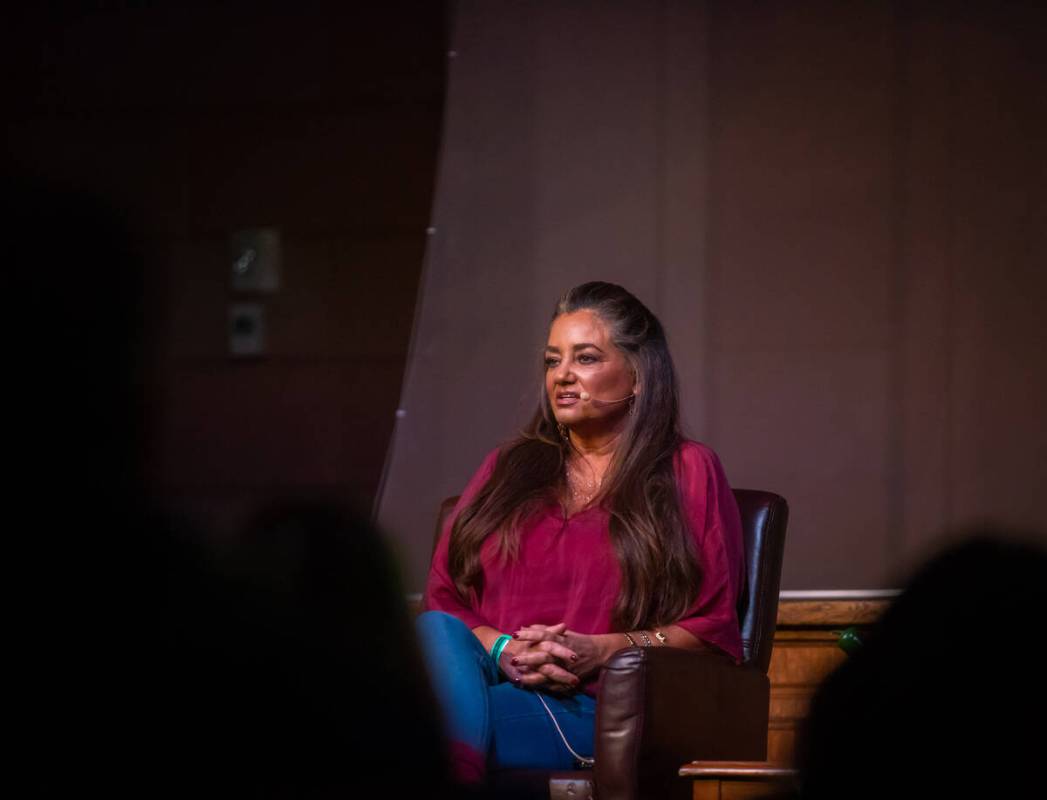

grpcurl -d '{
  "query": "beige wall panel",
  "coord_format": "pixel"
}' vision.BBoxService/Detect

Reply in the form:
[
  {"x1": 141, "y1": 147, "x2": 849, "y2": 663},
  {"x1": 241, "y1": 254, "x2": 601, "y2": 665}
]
[
  {"x1": 377, "y1": 1, "x2": 715, "y2": 589},
  {"x1": 708, "y1": 2, "x2": 896, "y2": 588}
]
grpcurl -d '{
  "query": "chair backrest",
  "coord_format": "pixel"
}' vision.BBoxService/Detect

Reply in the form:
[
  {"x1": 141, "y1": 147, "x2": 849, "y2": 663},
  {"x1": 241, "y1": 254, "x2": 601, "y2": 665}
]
[
  {"x1": 732, "y1": 489, "x2": 789, "y2": 674},
  {"x1": 431, "y1": 489, "x2": 788, "y2": 673}
]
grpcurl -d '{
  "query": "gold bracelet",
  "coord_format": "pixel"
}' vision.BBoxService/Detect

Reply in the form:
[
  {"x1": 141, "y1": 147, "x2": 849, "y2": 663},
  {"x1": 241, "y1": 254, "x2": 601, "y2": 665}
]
[
  {"x1": 654, "y1": 629, "x2": 668, "y2": 645},
  {"x1": 622, "y1": 632, "x2": 638, "y2": 647}
]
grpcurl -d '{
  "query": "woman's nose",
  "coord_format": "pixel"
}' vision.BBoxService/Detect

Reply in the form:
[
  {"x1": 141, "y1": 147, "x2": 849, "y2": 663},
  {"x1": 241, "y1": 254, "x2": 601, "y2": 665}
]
[{"x1": 553, "y1": 362, "x2": 575, "y2": 383}]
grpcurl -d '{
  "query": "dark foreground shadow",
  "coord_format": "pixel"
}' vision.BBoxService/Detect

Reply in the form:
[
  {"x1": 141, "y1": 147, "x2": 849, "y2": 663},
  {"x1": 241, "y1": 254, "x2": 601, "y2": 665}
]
[{"x1": 796, "y1": 532, "x2": 1047, "y2": 799}]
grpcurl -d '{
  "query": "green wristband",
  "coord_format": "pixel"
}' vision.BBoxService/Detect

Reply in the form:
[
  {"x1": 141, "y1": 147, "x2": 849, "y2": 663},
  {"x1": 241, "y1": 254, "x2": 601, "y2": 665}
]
[{"x1": 490, "y1": 633, "x2": 512, "y2": 664}]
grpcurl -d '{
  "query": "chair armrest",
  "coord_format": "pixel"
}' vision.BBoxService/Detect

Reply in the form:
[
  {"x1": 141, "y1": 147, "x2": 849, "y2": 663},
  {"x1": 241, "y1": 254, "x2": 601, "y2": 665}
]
[
  {"x1": 679, "y1": 760, "x2": 796, "y2": 780},
  {"x1": 593, "y1": 647, "x2": 769, "y2": 800}
]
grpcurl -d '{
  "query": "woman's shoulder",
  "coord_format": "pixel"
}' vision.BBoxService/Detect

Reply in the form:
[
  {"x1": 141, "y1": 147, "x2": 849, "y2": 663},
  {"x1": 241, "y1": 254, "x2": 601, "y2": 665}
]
[
  {"x1": 464, "y1": 440, "x2": 528, "y2": 487},
  {"x1": 474, "y1": 437, "x2": 550, "y2": 474},
  {"x1": 479, "y1": 444, "x2": 504, "y2": 470},
  {"x1": 673, "y1": 439, "x2": 732, "y2": 488},
  {"x1": 674, "y1": 439, "x2": 724, "y2": 469},
  {"x1": 466, "y1": 445, "x2": 503, "y2": 485}
]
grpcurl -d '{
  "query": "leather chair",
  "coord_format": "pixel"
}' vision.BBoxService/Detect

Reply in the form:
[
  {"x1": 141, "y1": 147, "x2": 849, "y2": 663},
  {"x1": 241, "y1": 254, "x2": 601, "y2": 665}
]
[{"x1": 432, "y1": 489, "x2": 789, "y2": 800}]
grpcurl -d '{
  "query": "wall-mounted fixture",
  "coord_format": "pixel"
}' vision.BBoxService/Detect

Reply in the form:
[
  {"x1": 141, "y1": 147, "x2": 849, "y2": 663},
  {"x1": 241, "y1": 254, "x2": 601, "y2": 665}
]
[
  {"x1": 228, "y1": 302, "x2": 265, "y2": 357},
  {"x1": 229, "y1": 228, "x2": 281, "y2": 292}
]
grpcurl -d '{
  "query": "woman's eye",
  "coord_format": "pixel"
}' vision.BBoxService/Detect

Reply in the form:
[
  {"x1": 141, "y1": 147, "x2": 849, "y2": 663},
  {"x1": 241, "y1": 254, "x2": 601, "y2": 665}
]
[
  {"x1": 577, "y1": 354, "x2": 597, "y2": 364},
  {"x1": 544, "y1": 358, "x2": 559, "y2": 368}
]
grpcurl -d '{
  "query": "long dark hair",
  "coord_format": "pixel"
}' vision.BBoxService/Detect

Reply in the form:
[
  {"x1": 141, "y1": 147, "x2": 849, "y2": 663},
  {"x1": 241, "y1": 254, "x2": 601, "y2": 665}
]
[{"x1": 447, "y1": 282, "x2": 700, "y2": 630}]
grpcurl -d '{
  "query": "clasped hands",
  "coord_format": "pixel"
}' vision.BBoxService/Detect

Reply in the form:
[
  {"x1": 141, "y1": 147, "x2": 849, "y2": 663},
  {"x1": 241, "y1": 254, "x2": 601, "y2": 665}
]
[{"x1": 499, "y1": 623, "x2": 608, "y2": 694}]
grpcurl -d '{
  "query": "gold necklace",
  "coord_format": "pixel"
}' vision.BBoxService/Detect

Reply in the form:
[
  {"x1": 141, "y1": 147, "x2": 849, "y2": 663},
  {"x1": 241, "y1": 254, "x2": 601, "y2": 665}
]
[{"x1": 566, "y1": 458, "x2": 602, "y2": 507}]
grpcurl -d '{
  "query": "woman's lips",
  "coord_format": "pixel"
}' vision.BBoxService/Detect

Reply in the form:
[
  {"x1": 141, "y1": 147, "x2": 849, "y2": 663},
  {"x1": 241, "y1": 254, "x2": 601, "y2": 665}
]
[{"x1": 556, "y1": 393, "x2": 580, "y2": 407}]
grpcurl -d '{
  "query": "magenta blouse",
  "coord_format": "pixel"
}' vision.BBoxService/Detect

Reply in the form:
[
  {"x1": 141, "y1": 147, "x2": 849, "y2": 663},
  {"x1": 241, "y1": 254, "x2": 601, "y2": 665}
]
[{"x1": 424, "y1": 440, "x2": 745, "y2": 683}]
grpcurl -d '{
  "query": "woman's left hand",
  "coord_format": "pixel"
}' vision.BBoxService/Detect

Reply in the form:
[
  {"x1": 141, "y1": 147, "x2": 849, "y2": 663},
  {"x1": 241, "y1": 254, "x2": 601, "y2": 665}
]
[{"x1": 513, "y1": 623, "x2": 611, "y2": 679}]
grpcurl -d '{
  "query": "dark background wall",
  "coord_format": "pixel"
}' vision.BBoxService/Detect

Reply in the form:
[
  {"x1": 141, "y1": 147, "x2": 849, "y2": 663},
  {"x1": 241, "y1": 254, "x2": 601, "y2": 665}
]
[{"x1": 4, "y1": 2, "x2": 447, "y2": 535}]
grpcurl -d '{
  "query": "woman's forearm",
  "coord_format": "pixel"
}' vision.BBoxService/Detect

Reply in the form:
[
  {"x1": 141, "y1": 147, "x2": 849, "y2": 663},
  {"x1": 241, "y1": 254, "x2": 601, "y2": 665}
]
[
  {"x1": 658, "y1": 624, "x2": 705, "y2": 650},
  {"x1": 595, "y1": 625, "x2": 707, "y2": 665},
  {"x1": 471, "y1": 625, "x2": 504, "y2": 653}
]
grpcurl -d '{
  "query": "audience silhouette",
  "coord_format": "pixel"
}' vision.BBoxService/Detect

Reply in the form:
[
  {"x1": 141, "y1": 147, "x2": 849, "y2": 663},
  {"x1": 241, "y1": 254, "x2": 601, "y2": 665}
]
[
  {"x1": 10, "y1": 177, "x2": 466, "y2": 797},
  {"x1": 796, "y1": 533, "x2": 1047, "y2": 799}
]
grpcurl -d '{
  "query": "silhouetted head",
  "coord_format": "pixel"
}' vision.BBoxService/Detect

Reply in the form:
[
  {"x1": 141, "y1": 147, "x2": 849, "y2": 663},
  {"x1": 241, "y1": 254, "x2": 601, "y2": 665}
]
[{"x1": 796, "y1": 532, "x2": 1047, "y2": 799}]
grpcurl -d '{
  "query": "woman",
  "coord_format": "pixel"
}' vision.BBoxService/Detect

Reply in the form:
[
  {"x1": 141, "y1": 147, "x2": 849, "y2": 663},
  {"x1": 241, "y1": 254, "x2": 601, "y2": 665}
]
[{"x1": 418, "y1": 281, "x2": 744, "y2": 783}]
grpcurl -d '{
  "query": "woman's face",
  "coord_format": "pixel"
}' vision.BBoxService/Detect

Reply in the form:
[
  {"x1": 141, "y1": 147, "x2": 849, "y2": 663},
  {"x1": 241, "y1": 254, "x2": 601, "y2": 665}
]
[{"x1": 544, "y1": 309, "x2": 637, "y2": 432}]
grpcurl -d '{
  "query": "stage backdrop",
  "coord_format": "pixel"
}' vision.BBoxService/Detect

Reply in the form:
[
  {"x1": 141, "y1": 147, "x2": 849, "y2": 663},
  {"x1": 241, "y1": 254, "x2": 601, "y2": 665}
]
[{"x1": 376, "y1": 0, "x2": 1047, "y2": 594}]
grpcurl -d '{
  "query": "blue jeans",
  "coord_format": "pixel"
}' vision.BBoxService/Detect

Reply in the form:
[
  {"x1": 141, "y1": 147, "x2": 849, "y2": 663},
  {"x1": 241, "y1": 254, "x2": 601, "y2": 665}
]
[{"x1": 416, "y1": 611, "x2": 596, "y2": 771}]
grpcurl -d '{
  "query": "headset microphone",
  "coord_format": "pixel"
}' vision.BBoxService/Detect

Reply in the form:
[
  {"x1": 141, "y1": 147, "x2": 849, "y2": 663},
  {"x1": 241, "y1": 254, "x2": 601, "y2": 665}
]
[{"x1": 580, "y1": 391, "x2": 634, "y2": 406}]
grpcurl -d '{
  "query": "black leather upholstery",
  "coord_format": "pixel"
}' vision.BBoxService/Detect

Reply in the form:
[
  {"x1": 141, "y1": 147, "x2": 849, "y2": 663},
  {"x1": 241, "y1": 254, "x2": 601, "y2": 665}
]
[{"x1": 734, "y1": 490, "x2": 789, "y2": 673}]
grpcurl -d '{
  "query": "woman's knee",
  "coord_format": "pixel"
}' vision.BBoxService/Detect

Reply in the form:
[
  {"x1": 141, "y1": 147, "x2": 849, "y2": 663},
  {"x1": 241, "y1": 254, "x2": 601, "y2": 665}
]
[
  {"x1": 416, "y1": 610, "x2": 475, "y2": 648},
  {"x1": 416, "y1": 611, "x2": 492, "y2": 683}
]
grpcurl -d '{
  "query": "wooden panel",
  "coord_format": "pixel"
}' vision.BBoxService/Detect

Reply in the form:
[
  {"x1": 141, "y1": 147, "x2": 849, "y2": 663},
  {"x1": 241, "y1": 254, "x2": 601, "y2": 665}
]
[
  {"x1": 766, "y1": 722, "x2": 794, "y2": 766},
  {"x1": 767, "y1": 648, "x2": 842, "y2": 766},
  {"x1": 681, "y1": 762, "x2": 796, "y2": 779},
  {"x1": 693, "y1": 782, "x2": 719, "y2": 800},
  {"x1": 691, "y1": 766, "x2": 795, "y2": 800},
  {"x1": 770, "y1": 685, "x2": 819, "y2": 725},
  {"x1": 768, "y1": 636, "x2": 846, "y2": 686},
  {"x1": 721, "y1": 784, "x2": 788, "y2": 800},
  {"x1": 763, "y1": 599, "x2": 885, "y2": 763},
  {"x1": 776, "y1": 599, "x2": 891, "y2": 626}
]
